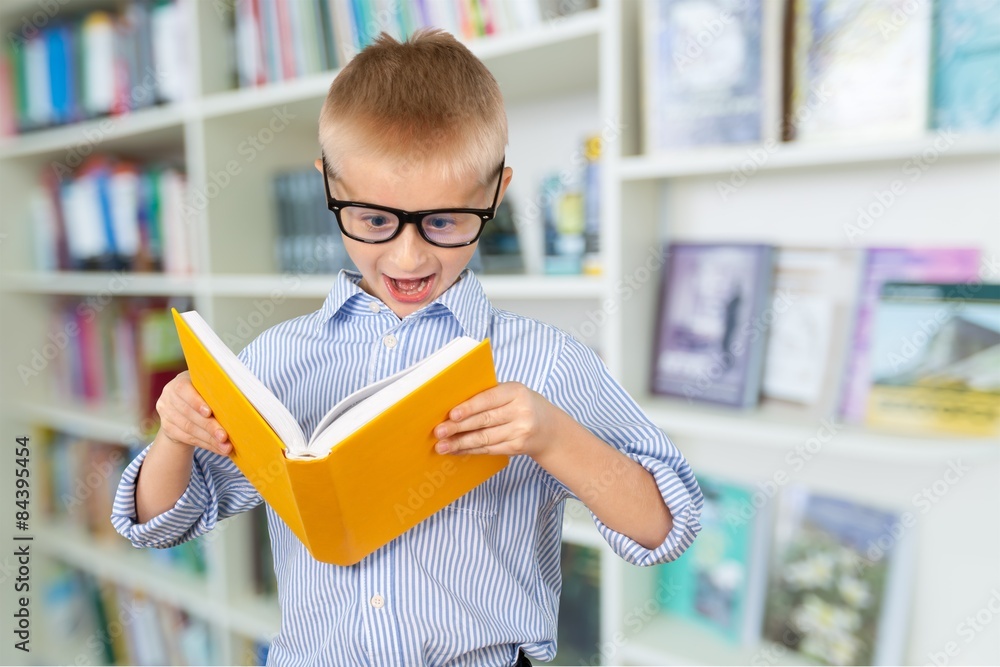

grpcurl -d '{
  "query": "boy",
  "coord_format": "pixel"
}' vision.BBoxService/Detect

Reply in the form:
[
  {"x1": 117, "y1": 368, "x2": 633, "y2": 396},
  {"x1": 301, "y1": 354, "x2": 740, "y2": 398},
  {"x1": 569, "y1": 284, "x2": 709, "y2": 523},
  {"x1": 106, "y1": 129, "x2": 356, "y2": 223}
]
[{"x1": 112, "y1": 30, "x2": 702, "y2": 667}]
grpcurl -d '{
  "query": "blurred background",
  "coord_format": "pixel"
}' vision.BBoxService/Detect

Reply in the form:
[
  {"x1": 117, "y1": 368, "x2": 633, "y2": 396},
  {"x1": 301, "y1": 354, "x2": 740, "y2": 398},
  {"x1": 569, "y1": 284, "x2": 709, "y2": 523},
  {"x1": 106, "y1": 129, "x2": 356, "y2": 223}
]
[{"x1": 0, "y1": 0, "x2": 997, "y2": 665}]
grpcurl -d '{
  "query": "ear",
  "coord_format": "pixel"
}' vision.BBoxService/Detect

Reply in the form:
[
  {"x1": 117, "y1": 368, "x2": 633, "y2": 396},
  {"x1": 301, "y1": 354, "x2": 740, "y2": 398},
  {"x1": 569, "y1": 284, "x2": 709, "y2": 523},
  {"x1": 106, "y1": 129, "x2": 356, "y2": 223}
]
[
  {"x1": 496, "y1": 166, "x2": 514, "y2": 206},
  {"x1": 314, "y1": 158, "x2": 324, "y2": 174}
]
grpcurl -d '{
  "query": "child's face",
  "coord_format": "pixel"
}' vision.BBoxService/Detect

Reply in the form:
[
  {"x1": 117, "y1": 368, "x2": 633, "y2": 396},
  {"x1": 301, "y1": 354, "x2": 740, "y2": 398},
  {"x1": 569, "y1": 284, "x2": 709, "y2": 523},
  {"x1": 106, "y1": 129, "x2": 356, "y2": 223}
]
[{"x1": 315, "y1": 153, "x2": 512, "y2": 319}]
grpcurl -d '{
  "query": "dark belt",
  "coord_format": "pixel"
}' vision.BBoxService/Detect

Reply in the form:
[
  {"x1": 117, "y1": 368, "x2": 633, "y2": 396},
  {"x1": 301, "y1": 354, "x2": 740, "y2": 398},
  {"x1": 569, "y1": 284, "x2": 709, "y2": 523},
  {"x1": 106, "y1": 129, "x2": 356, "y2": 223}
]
[{"x1": 514, "y1": 649, "x2": 531, "y2": 667}]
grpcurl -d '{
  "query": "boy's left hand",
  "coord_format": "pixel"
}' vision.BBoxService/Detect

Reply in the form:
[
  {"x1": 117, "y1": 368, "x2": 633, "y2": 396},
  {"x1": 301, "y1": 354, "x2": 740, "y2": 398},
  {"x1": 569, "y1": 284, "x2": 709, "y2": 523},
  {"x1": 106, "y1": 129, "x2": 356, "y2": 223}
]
[{"x1": 434, "y1": 382, "x2": 559, "y2": 459}]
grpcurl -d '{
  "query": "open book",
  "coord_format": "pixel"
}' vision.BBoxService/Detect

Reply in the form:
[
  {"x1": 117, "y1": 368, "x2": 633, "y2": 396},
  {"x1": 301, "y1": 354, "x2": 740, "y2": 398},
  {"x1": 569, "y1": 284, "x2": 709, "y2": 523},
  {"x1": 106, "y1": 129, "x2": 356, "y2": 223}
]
[{"x1": 171, "y1": 308, "x2": 508, "y2": 566}]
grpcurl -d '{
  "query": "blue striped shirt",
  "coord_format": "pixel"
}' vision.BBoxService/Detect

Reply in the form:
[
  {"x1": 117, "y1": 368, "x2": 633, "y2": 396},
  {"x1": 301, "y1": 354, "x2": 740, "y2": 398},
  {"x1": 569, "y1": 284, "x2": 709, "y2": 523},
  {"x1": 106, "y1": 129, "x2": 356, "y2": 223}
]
[{"x1": 112, "y1": 270, "x2": 702, "y2": 667}]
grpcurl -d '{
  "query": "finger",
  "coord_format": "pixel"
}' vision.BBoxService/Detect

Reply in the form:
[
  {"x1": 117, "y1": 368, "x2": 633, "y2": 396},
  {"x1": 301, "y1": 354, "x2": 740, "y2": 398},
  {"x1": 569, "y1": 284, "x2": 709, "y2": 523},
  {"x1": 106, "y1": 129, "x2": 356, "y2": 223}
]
[
  {"x1": 436, "y1": 405, "x2": 509, "y2": 439},
  {"x1": 159, "y1": 394, "x2": 230, "y2": 454},
  {"x1": 175, "y1": 375, "x2": 213, "y2": 418},
  {"x1": 437, "y1": 425, "x2": 510, "y2": 455},
  {"x1": 447, "y1": 382, "x2": 516, "y2": 421}
]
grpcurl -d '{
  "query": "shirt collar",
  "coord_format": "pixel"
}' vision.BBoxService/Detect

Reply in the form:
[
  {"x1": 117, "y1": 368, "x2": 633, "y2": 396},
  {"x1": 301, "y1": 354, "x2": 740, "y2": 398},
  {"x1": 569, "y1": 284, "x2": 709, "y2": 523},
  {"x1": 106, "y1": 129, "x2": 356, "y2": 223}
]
[{"x1": 315, "y1": 269, "x2": 491, "y2": 340}]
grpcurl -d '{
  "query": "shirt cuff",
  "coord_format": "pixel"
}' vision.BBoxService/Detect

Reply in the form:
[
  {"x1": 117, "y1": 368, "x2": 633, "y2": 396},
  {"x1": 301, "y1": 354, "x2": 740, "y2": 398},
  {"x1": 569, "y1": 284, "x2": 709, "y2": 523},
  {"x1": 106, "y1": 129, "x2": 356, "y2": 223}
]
[
  {"x1": 592, "y1": 453, "x2": 703, "y2": 567},
  {"x1": 110, "y1": 444, "x2": 221, "y2": 549}
]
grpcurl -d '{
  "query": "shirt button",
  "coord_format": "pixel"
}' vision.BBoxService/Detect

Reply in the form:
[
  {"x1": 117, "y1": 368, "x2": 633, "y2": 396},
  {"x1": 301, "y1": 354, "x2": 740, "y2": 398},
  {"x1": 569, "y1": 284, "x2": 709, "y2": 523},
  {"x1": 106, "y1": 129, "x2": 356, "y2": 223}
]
[
  {"x1": 370, "y1": 594, "x2": 385, "y2": 609},
  {"x1": 383, "y1": 335, "x2": 397, "y2": 349},
  {"x1": 368, "y1": 301, "x2": 380, "y2": 313}
]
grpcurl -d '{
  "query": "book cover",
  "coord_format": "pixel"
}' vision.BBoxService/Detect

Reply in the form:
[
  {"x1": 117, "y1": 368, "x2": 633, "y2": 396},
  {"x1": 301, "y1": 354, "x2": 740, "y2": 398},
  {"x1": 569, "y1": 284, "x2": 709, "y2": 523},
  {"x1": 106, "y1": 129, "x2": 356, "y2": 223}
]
[
  {"x1": 171, "y1": 308, "x2": 508, "y2": 565},
  {"x1": 838, "y1": 247, "x2": 981, "y2": 422},
  {"x1": 642, "y1": 0, "x2": 767, "y2": 150},
  {"x1": 932, "y1": 0, "x2": 1000, "y2": 131},
  {"x1": 762, "y1": 486, "x2": 914, "y2": 665},
  {"x1": 867, "y1": 282, "x2": 1000, "y2": 436},
  {"x1": 787, "y1": 0, "x2": 931, "y2": 142},
  {"x1": 656, "y1": 474, "x2": 770, "y2": 645},
  {"x1": 651, "y1": 243, "x2": 775, "y2": 408},
  {"x1": 762, "y1": 247, "x2": 863, "y2": 414}
]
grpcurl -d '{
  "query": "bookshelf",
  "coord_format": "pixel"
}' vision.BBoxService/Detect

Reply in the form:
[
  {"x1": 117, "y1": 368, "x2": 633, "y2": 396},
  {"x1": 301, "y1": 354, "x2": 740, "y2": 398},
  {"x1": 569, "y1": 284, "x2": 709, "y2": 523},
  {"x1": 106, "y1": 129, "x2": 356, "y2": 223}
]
[{"x1": 1, "y1": 1, "x2": 998, "y2": 666}]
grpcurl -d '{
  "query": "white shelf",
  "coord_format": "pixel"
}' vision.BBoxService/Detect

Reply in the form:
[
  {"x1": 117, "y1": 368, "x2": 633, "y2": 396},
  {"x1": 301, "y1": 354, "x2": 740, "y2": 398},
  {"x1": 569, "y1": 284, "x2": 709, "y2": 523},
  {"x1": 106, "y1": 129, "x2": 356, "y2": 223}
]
[
  {"x1": 33, "y1": 521, "x2": 280, "y2": 642},
  {"x1": 620, "y1": 614, "x2": 811, "y2": 666},
  {"x1": 198, "y1": 9, "x2": 602, "y2": 119},
  {"x1": 0, "y1": 104, "x2": 189, "y2": 159},
  {"x1": 644, "y1": 399, "x2": 1000, "y2": 463},
  {"x1": 8, "y1": 400, "x2": 144, "y2": 445},
  {"x1": 619, "y1": 132, "x2": 1000, "y2": 181},
  {"x1": 1, "y1": 271, "x2": 200, "y2": 296}
]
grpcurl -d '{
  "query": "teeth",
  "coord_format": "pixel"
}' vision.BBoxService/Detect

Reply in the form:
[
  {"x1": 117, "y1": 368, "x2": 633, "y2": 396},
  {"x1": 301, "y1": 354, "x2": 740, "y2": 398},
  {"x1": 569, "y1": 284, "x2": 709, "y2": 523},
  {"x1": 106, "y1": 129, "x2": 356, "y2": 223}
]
[{"x1": 393, "y1": 277, "x2": 428, "y2": 294}]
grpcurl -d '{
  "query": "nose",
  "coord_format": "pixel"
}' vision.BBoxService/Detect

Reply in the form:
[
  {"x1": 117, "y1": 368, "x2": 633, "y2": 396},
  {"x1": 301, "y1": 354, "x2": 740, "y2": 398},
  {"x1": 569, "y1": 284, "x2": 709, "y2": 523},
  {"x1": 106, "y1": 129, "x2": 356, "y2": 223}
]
[{"x1": 388, "y1": 223, "x2": 430, "y2": 272}]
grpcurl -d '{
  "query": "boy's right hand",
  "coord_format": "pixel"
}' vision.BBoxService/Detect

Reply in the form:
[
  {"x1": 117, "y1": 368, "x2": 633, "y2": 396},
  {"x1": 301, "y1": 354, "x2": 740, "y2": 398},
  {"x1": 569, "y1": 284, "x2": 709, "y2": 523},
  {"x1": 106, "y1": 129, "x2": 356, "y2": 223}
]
[{"x1": 155, "y1": 371, "x2": 231, "y2": 456}]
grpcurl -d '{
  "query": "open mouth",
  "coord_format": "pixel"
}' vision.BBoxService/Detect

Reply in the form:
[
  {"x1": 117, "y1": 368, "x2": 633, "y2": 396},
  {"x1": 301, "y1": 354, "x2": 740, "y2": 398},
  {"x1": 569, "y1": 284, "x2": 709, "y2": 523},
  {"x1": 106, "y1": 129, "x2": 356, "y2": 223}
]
[{"x1": 384, "y1": 274, "x2": 435, "y2": 303}]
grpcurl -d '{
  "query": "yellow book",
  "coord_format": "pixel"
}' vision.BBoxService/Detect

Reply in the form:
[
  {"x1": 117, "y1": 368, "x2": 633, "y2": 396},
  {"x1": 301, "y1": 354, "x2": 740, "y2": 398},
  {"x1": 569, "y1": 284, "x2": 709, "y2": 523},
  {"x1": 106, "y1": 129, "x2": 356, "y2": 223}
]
[{"x1": 171, "y1": 308, "x2": 508, "y2": 566}]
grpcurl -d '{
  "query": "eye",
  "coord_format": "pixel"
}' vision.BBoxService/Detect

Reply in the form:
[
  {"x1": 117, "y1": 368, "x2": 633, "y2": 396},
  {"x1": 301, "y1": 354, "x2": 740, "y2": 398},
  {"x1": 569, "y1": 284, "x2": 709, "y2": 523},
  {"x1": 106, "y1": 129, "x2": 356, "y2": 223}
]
[
  {"x1": 425, "y1": 216, "x2": 456, "y2": 230},
  {"x1": 362, "y1": 214, "x2": 392, "y2": 228}
]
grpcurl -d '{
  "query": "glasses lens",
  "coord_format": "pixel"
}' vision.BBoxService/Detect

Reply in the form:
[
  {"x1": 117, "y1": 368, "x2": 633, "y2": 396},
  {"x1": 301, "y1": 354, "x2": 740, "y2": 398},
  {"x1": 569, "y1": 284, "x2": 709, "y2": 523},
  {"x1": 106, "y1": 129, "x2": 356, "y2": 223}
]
[
  {"x1": 421, "y1": 213, "x2": 483, "y2": 246},
  {"x1": 340, "y1": 206, "x2": 400, "y2": 242}
]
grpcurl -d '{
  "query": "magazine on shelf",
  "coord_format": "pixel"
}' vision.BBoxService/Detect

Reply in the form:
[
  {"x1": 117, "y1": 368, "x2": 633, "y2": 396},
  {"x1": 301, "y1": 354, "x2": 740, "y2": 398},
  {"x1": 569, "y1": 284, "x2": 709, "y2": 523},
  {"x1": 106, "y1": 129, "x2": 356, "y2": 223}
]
[
  {"x1": 642, "y1": 0, "x2": 784, "y2": 149},
  {"x1": 837, "y1": 247, "x2": 981, "y2": 422},
  {"x1": 867, "y1": 282, "x2": 1000, "y2": 436},
  {"x1": 762, "y1": 485, "x2": 915, "y2": 666},
  {"x1": 785, "y1": 0, "x2": 932, "y2": 142},
  {"x1": 656, "y1": 474, "x2": 771, "y2": 645},
  {"x1": 651, "y1": 243, "x2": 775, "y2": 408},
  {"x1": 761, "y1": 247, "x2": 863, "y2": 415}
]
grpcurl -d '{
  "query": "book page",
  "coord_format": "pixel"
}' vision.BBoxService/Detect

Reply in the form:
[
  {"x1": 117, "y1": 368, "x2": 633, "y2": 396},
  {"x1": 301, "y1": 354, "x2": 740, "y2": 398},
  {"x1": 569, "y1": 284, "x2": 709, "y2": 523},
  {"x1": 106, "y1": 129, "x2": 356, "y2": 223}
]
[
  {"x1": 301, "y1": 336, "x2": 479, "y2": 459},
  {"x1": 180, "y1": 311, "x2": 307, "y2": 454}
]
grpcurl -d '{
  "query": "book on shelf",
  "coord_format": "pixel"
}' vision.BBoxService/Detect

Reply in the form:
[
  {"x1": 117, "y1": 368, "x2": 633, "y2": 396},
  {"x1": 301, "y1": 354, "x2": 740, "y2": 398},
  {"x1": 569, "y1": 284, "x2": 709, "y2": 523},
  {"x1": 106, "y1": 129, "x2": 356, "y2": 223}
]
[
  {"x1": 1, "y1": 0, "x2": 188, "y2": 134},
  {"x1": 932, "y1": 0, "x2": 1000, "y2": 131},
  {"x1": 553, "y1": 542, "x2": 602, "y2": 665},
  {"x1": 469, "y1": 197, "x2": 524, "y2": 275},
  {"x1": 762, "y1": 485, "x2": 914, "y2": 666},
  {"x1": 272, "y1": 166, "x2": 353, "y2": 274},
  {"x1": 40, "y1": 297, "x2": 188, "y2": 424},
  {"x1": 784, "y1": 0, "x2": 932, "y2": 143},
  {"x1": 641, "y1": 0, "x2": 784, "y2": 150},
  {"x1": 761, "y1": 247, "x2": 863, "y2": 416},
  {"x1": 172, "y1": 308, "x2": 508, "y2": 565},
  {"x1": 43, "y1": 568, "x2": 214, "y2": 666},
  {"x1": 541, "y1": 134, "x2": 604, "y2": 276},
  {"x1": 656, "y1": 473, "x2": 771, "y2": 645},
  {"x1": 30, "y1": 156, "x2": 190, "y2": 274},
  {"x1": 837, "y1": 247, "x2": 981, "y2": 423},
  {"x1": 866, "y1": 281, "x2": 1000, "y2": 436},
  {"x1": 651, "y1": 242, "x2": 775, "y2": 408},
  {"x1": 230, "y1": 0, "x2": 578, "y2": 88}
]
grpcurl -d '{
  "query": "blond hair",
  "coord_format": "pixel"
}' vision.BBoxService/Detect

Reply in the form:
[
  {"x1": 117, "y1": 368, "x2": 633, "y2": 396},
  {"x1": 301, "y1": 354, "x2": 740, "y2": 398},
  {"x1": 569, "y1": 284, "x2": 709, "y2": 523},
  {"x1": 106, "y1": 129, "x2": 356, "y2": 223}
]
[{"x1": 318, "y1": 29, "x2": 507, "y2": 186}]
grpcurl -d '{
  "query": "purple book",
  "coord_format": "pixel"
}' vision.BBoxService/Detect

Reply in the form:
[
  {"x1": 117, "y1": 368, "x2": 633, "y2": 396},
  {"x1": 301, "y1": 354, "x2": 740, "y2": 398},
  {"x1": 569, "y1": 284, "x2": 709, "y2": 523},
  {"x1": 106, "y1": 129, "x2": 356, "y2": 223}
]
[
  {"x1": 651, "y1": 243, "x2": 774, "y2": 408},
  {"x1": 838, "y1": 247, "x2": 981, "y2": 422}
]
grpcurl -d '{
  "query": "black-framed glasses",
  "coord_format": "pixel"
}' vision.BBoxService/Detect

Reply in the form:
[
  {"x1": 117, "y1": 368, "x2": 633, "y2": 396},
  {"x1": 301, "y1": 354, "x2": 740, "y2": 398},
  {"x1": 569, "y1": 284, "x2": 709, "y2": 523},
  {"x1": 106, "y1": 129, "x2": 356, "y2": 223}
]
[{"x1": 321, "y1": 154, "x2": 505, "y2": 248}]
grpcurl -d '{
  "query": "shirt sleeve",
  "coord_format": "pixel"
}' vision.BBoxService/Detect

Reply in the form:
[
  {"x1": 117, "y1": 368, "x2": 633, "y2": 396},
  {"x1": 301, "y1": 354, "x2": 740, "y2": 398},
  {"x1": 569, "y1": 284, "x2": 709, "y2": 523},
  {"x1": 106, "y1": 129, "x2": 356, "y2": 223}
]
[
  {"x1": 540, "y1": 335, "x2": 703, "y2": 567},
  {"x1": 110, "y1": 346, "x2": 263, "y2": 549}
]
